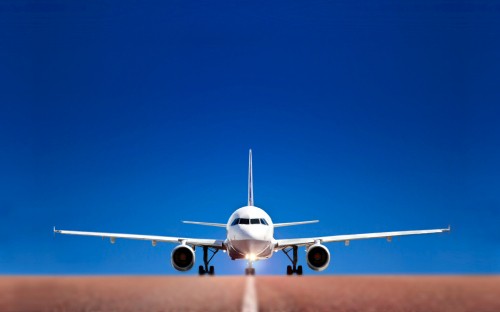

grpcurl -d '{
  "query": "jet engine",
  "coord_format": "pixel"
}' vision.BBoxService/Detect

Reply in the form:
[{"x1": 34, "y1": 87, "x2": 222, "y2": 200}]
[
  {"x1": 171, "y1": 245, "x2": 195, "y2": 271},
  {"x1": 306, "y1": 244, "x2": 330, "y2": 271}
]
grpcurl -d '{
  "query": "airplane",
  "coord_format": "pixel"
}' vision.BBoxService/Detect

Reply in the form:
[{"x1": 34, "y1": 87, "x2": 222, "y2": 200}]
[{"x1": 54, "y1": 149, "x2": 450, "y2": 276}]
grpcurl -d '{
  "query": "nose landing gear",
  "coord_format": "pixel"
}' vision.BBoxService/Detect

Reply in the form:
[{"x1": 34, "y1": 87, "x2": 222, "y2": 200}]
[
  {"x1": 245, "y1": 261, "x2": 255, "y2": 275},
  {"x1": 198, "y1": 246, "x2": 218, "y2": 276},
  {"x1": 282, "y1": 246, "x2": 303, "y2": 275},
  {"x1": 245, "y1": 267, "x2": 255, "y2": 275}
]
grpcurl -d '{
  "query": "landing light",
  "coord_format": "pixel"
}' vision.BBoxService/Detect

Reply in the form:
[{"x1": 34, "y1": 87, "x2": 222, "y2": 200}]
[{"x1": 245, "y1": 254, "x2": 256, "y2": 261}]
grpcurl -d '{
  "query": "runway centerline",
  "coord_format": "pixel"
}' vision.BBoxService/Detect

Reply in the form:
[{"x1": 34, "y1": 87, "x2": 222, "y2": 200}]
[{"x1": 242, "y1": 276, "x2": 258, "y2": 312}]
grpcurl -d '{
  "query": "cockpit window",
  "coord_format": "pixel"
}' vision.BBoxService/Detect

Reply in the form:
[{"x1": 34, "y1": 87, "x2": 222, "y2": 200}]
[{"x1": 233, "y1": 218, "x2": 268, "y2": 225}]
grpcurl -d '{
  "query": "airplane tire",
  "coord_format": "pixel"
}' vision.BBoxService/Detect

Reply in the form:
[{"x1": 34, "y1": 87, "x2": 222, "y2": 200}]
[
  {"x1": 251, "y1": 268, "x2": 255, "y2": 275},
  {"x1": 209, "y1": 266, "x2": 215, "y2": 275},
  {"x1": 286, "y1": 265, "x2": 293, "y2": 275},
  {"x1": 297, "y1": 265, "x2": 303, "y2": 275},
  {"x1": 198, "y1": 265, "x2": 205, "y2": 275}
]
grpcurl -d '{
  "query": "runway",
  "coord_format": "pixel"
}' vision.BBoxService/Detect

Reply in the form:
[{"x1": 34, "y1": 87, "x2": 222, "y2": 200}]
[{"x1": 1, "y1": 276, "x2": 498, "y2": 312}]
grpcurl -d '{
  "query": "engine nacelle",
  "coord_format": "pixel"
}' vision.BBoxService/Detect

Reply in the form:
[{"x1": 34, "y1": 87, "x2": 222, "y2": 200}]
[
  {"x1": 306, "y1": 244, "x2": 330, "y2": 271},
  {"x1": 171, "y1": 245, "x2": 195, "y2": 271}
]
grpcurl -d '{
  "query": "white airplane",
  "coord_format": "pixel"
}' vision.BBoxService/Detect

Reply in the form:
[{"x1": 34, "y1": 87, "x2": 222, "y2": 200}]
[{"x1": 54, "y1": 150, "x2": 450, "y2": 275}]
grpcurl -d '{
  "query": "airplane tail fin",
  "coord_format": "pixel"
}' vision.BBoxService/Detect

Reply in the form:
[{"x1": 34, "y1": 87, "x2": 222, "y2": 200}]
[{"x1": 248, "y1": 149, "x2": 254, "y2": 206}]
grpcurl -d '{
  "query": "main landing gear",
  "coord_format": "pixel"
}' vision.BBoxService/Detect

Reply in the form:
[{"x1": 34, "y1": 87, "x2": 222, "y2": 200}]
[
  {"x1": 198, "y1": 246, "x2": 218, "y2": 276},
  {"x1": 282, "y1": 246, "x2": 303, "y2": 275}
]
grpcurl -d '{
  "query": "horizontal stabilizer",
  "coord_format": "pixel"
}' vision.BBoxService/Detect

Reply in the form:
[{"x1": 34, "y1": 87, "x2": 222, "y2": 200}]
[
  {"x1": 182, "y1": 221, "x2": 227, "y2": 228},
  {"x1": 274, "y1": 220, "x2": 319, "y2": 228}
]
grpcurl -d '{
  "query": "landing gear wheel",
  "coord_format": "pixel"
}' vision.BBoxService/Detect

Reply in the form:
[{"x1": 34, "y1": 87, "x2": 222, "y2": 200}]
[
  {"x1": 283, "y1": 246, "x2": 303, "y2": 276},
  {"x1": 245, "y1": 267, "x2": 256, "y2": 275},
  {"x1": 200, "y1": 246, "x2": 218, "y2": 276}
]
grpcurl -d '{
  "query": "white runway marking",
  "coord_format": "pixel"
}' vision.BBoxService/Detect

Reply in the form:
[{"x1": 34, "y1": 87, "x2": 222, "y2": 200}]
[{"x1": 242, "y1": 276, "x2": 258, "y2": 312}]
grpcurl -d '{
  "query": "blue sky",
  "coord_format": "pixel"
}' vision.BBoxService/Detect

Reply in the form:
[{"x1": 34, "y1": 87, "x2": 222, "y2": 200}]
[{"x1": 0, "y1": 1, "x2": 499, "y2": 275}]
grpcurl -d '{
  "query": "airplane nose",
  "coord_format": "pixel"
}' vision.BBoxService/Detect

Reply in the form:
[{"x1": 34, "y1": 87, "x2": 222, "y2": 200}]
[
  {"x1": 238, "y1": 226, "x2": 260, "y2": 240},
  {"x1": 232, "y1": 230, "x2": 269, "y2": 257}
]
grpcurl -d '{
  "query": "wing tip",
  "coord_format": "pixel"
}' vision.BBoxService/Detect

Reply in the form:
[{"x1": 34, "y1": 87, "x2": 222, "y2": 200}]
[{"x1": 53, "y1": 226, "x2": 59, "y2": 238}]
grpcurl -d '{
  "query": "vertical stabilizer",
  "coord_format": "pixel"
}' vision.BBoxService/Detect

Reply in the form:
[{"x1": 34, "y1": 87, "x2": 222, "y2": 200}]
[{"x1": 248, "y1": 149, "x2": 254, "y2": 206}]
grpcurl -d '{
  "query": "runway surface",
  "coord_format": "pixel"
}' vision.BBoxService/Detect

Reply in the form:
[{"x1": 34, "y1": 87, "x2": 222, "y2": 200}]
[{"x1": 1, "y1": 276, "x2": 498, "y2": 312}]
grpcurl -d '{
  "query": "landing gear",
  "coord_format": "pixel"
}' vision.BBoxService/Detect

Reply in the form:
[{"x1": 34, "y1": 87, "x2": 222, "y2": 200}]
[
  {"x1": 198, "y1": 246, "x2": 218, "y2": 276},
  {"x1": 245, "y1": 259, "x2": 256, "y2": 275},
  {"x1": 283, "y1": 246, "x2": 303, "y2": 275},
  {"x1": 245, "y1": 267, "x2": 255, "y2": 275}
]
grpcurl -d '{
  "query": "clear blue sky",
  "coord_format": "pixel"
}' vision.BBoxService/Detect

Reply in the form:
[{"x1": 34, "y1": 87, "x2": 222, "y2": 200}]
[{"x1": 1, "y1": 1, "x2": 499, "y2": 275}]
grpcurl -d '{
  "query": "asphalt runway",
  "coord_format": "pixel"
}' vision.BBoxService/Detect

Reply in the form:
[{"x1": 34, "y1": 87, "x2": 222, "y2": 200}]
[{"x1": 1, "y1": 276, "x2": 498, "y2": 312}]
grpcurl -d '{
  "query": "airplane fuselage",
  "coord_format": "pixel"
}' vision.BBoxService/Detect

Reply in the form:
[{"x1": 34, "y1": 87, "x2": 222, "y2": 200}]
[{"x1": 225, "y1": 206, "x2": 275, "y2": 260}]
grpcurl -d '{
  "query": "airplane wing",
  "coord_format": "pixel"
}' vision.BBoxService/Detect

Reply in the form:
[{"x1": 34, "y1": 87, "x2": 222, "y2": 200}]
[
  {"x1": 54, "y1": 227, "x2": 224, "y2": 248},
  {"x1": 275, "y1": 226, "x2": 450, "y2": 249}
]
